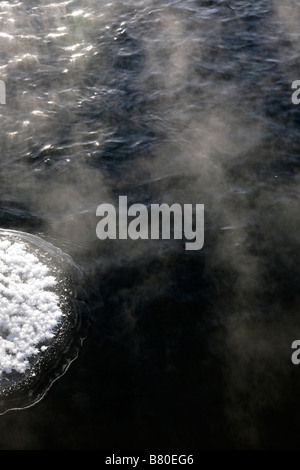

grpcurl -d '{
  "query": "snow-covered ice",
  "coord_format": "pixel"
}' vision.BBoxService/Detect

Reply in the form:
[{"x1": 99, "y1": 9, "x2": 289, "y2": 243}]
[{"x1": 0, "y1": 239, "x2": 62, "y2": 375}]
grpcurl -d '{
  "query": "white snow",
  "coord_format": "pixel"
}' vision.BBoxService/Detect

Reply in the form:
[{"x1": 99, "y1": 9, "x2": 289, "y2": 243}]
[{"x1": 0, "y1": 239, "x2": 62, "y2": 375}]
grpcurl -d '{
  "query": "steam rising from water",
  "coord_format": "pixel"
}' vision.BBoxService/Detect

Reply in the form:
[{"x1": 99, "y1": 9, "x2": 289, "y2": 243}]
[{"x1": 0, "y1": 0, "x2": 299, "y2": 448}]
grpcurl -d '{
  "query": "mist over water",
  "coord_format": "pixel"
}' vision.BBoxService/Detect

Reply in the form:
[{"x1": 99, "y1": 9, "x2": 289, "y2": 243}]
[{"x1": 0, "y1": 0, "x2": 300, "y2": 449}]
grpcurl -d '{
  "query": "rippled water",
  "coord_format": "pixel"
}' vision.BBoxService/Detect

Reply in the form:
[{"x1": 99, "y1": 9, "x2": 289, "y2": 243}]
[{"x1": 0, "y1": 0, "x2": 300, "y2": 449}]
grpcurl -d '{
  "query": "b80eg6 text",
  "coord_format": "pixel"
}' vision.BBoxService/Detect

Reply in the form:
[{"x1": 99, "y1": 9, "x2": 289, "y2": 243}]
[{"x1": 149, "y1": 455, "x2": 193, "y2": 465}]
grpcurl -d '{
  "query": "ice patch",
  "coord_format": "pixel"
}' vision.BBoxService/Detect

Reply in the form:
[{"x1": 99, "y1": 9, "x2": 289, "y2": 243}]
[{"x1": 0, "y1": 239, "x2": 62, "y2": 375}]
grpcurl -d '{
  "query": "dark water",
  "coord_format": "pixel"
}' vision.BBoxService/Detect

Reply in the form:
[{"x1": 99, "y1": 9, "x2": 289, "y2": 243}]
[{"x1": 0, "y1": 0, "x2": 300, "y2": 449}]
